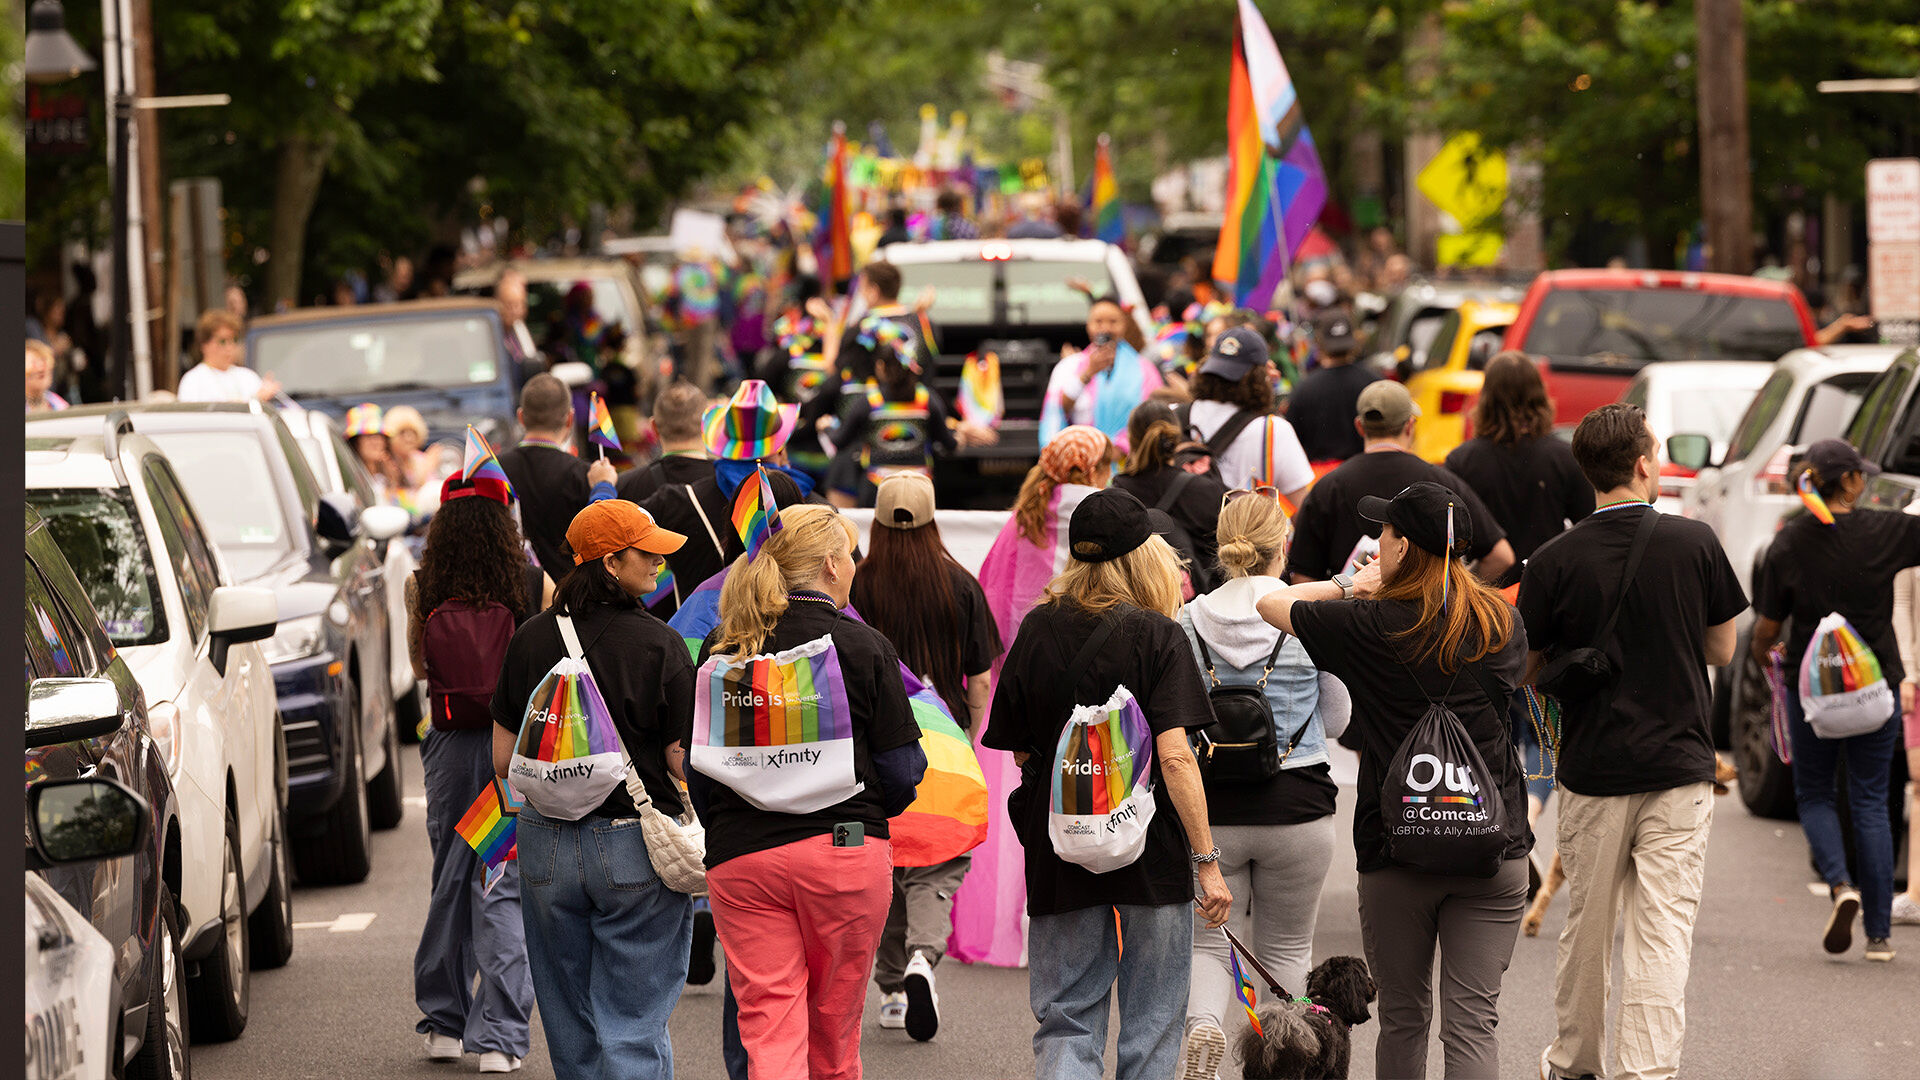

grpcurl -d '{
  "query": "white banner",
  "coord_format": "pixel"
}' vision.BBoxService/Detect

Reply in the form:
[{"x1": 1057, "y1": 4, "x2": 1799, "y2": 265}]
[{"x1": 842, "y1": 509, "x2": 1011, "y2": 577}]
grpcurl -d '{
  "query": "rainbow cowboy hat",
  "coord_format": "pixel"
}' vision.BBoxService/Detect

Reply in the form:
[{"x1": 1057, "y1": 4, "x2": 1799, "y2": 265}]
[{"x1": 704, "y1": 379, "x2": 800, "y2": 461}]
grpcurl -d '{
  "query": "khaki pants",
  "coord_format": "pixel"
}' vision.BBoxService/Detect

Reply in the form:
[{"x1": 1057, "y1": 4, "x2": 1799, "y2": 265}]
[
  {"x1": 1547, "y1": 783, "x2": 1713, "y2": 1080},
  {"x1": 871, "y1": 855, "x2": 971, "y2": 993}
]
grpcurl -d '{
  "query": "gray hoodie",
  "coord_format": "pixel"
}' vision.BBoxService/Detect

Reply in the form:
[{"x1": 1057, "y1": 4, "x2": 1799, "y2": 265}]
[{"x1": 1183, "y1": 575, "x2": 1351, "y2": 740}]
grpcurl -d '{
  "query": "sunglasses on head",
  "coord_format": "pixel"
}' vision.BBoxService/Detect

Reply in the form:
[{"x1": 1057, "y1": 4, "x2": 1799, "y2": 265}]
[{"x1": 1222, "y1": 486, "x2": 1282, "y2": 508}]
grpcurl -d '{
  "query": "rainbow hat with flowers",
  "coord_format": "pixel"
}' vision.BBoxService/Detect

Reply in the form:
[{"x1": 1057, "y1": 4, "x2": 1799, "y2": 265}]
[
  {"x1": 703, "y1": 379, "x2": 800, "y2": 461},
  {"x1": 342, "y1": 402, "x2": 384, "y2": 439}
]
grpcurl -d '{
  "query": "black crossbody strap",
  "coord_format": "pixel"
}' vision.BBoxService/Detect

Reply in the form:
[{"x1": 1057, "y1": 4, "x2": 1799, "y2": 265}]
[
  {"x1": 1206, "y1": 408, "x2": 1265, "y2": 459},
  {"x1": 1154, "y1": 469, "x2": 1196, "y2": 513},
  {"x1": 1462, "y1": 656, "x2": 1513, "y2": 717},
  {"x1": 1064, "y1": 618, "x2": 1119, "y2": 704},
  {"x1": 1594, "y1": 508, "x2": 1660, "y2": 647},
  {"x1": 1192, "y1": 625, "x2": 1288, "y2": 687}
]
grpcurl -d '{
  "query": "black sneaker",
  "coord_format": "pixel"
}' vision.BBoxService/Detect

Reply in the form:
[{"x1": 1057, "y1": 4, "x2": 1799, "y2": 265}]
[
  {"x1": 687, "y1": 908, "x2": 717, "y2": 985},
  {"x1": 1825, "y1": 884, "x2": 1861, "y2": 955}
]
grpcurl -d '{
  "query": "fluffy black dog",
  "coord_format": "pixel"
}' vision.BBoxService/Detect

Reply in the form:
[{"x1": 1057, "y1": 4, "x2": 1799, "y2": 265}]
[{"x1": 1236, "y1": 955, "x2": 1377, "y2": 1079}]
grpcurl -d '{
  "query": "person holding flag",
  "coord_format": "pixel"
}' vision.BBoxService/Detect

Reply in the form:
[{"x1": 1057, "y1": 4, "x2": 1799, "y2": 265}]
[{"x1": 497, "y1": 374, "x2": 620, "y2": 588}]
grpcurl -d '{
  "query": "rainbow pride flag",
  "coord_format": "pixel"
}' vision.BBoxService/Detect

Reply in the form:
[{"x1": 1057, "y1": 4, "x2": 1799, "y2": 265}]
[
  {"x1": 819, "y1": 123, "x2": 854, "y2": 285},
  {"x1": 455, "y1": 780, "x2": 517, "y2": 870},
  {"x1": 642, "y1": 563, "x2": 676, "y2": 610},
  {"x1": 731, "y1": 464, "x2": 781, "y2": 561},
  {"x1": 1091, "y1": 133, "x2": 1123, "y2": 245},
  {"x1": 1797, "y1": 471, "x2": 1836, "y2": 525},
  {"x1": 463, "y1": 426, "x2": 514, "y2": 496},
  {"x1": 1229, "y1": 941, "x2": 1264, "y2": 1038},
  {"x1": 958, "y1": 350, "x2": 1005, "y2": 429},
  {"x1": 588, "y1": 392, "x2": 620, "y2": 454},
  {"x1": 1211, "y1": 0, "x2": 1328, "y2": 307},
  {"x1": 700, "y1": 645, "x2": 854, "y2": 747},
  {"x1": 892, "y1": 671, "x2": 989, "y2": 867},
  {"x1": 669, "y1": 569, "x2": 729, "y2": 660}
]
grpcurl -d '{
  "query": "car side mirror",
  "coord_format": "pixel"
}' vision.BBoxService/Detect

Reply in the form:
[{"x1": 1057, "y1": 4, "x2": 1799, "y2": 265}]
[
  {"x1": 1667, "y1": 433, "x2": 1713, "y2": 472},
  {"x1": 26, "y1": 678, "x2": 124, "y2": 749},
  {"x1": 208, "y1": 585, "x2": 278, "y2": 676},
  {"x1": 315, "y1": 492, "x2": 359, "y2": 552},
  {"x1": 358, "y1": 504, "x2": 411, "y2": 543},
  {"x1": 27, "y1": 776, "x2": 150, "y2": 870}
]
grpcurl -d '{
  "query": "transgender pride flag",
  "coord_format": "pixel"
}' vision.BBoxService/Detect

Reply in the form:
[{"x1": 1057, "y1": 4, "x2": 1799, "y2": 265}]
[{"x1": 1211, "y1": 0, "x2": 1328, "y2": 308}]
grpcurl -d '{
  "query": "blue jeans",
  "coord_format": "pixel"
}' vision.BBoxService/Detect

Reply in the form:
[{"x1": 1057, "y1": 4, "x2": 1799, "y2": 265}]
[
  {"x1": 414, "y1": 729, "x2": 534, "y2": 1055},
  {"x1": 1028, "y1": 902, "x2": 1192, "y2": 1080},
  {"x1": 1788, "y1": 696, "x2": 1901, "y2": 939},
  {"x1": 516, "y1": 806, "x2": 694, "y2": 1080},
  {"x1": 1511, "y1": 697, "x2": 1556, "y2": 806}
]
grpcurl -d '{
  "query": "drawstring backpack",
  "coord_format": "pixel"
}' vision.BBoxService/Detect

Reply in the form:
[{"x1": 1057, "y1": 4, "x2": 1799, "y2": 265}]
[
  {"x1": 1046, "y1": 620, "x2": 1159, "y2": 874},
  {"x1": 507, "y1": 615, "x2": 629, "y2": 820},
  {"x1": 691, "y1": 633, "x2": 863, "y2": 814},
  {"x1": 1797, "y1": 613, "x2": 1895, "y2": 740}
]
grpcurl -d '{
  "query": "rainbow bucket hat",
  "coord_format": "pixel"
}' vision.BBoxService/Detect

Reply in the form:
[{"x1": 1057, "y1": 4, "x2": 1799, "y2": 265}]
[
  {"x1": 704, "y1": 379, "x2": 800, "y2": 461},
  {"x1": 342, "y1": 402, "x2": 385, "y2": 439}
]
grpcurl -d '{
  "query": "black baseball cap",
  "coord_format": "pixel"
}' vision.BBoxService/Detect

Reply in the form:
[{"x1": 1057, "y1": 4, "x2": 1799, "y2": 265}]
[
  {"x1": 1198, "y1": 326, "x2": 1270, "y2": 380},
  {"x1": 1069, "y1": 488, "x2": 1153, "y2": 563},
  {"x1": 1357, "y1": 481, "x2": 1473, "y2": 559},
  {"x1": 1313, "y1": 309, "x2": 1356, "y2": 354},
  {"x1": 1801, "y1": 438, "x2": 1878, "y2": 481}
]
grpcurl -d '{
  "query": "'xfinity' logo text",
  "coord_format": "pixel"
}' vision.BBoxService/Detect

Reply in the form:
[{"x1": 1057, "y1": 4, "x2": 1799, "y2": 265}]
[{"x1": 720, "y1": 747, "x2": 823, "y2": 770}]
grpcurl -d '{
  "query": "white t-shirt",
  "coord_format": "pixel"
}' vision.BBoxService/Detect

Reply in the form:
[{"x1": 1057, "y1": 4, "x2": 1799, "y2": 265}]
[
  {"x1": 1187, "y1": 399, "x2": 1314, "y2": 495},
  {"x1": 176, "y1": 363, "x2": 265, "y2": 403}
]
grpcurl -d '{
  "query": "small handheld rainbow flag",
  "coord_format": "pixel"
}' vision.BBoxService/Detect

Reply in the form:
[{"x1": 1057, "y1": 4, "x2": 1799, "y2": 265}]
[
  {"x1": 1797, "y1": 470, "x2": 1835, "y2": 525},
  {"x1": 731, "y1": 464, "x2": 782, "y2": 560},
  {"x1": 641, "y1": 563, "x2": 676, "y2": 610},
  {"x1": 958, "y1": 350, "x2": 1005, "y2": 429},
  {"x1": 455, "y1": 779, "x2": 518, "y2": 870},
  {"x1": 1091, "y1": 133, "x2": 1123, "y2": 244},
  {"x1": 463, "y1": 426, "x2": 514, "y2": 496},
  {"x1": 1228, "y1": 937, "x2": 1263, "y2": 1038},
  {"x1": 588, "y1": 392, "x2": 621, "y2": 456}
]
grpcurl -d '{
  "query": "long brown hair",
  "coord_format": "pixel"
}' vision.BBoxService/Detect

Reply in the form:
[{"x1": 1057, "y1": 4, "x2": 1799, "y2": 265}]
[
  {"x1": 1013, "y1": 459, "x2": 1109, "y2": 546},
  {"x1": 1374, "y1": 528, "x2": 1513, "y2": 673},
  {"x1": 1123, "y1": 415, "x2": 1184, "y2": 476},
  {"x1": 851, "y1": 523, "x2": 983, "y2": 717},
  {"x1": 1469, "y1": 351, "x2": 1555, "y2": 445},
  {"x1": 414, "y1": 497, "x2": 531, "y2": 621}
]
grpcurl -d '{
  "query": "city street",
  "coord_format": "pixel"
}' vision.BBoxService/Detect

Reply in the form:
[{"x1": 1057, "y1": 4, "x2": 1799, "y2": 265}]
[{"x1": 197, "y1": 749, "x2": 1919, "y2": 1080}]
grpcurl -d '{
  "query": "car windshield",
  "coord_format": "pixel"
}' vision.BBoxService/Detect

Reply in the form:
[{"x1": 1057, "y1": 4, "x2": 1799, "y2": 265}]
[
  {"x1": 251, "y1": 314, "x2": 501, "y2": 395},
  {"x1": 26, "y1": 489, "x2": 167, "y2": 646},
  {"x1": 1524, "y1": 289, "x2": 1805, "y2": 368},
  {"x1": 893, "y1": 259, "x2": 1114, "y2": 326},
  {"x1": 143, "y1": 431, "x2": 294, "y2": 581}
]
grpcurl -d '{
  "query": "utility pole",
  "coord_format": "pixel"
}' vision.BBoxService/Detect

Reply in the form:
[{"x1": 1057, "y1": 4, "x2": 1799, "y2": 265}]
[{"x1": 1696, "y1": 0, "x2": 1753, "y2": 274}]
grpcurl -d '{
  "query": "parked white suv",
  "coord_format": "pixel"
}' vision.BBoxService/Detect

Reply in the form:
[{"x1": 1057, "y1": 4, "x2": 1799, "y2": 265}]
[{"x1": 25, "y1": 414, "x2": 291, "y2": 1042}]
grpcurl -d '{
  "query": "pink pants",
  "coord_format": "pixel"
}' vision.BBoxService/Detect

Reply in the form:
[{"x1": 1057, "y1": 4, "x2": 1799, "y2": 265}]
[{"x1": 708, "y1": 833, "x2": 894, "y2": 1080}]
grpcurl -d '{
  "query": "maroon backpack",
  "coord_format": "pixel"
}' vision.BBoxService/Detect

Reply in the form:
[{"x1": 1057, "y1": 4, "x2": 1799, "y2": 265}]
[{"x1": 422, "y1": 600, "x2": 517, "y2": 731}]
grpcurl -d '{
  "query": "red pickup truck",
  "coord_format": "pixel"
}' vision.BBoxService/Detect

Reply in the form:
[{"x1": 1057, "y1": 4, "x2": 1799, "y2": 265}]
[{"x1": 1504, "y1": 269, "x2": 1818, "y2": 427}]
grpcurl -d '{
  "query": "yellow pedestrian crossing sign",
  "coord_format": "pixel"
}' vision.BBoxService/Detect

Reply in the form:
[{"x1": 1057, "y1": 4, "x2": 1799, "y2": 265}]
[
  {"x1": 1437, "y1": 232, "x2": 1504, "y2": 268},
  {"x1": 1418, "y1": 133, "x2": 1508, "y2": 229}
]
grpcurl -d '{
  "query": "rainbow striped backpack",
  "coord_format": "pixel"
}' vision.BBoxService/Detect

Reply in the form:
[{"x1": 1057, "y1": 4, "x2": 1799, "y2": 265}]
[
  {"x1": 691, "y1": 634, "x2": 861, "y2": 814},
  {"x1": 1798, "y1": 612, "x2": 1894, "y2": 739},
  {"x1": 507, "y1": 616, "x2": 629, "y2": 820},
  {"x1": 1048, "y1": 686, "x2": 1158, "y2": 874}
]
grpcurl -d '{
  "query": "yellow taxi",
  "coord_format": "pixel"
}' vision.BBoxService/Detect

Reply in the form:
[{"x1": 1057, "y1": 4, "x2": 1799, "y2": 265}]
[{"x1": 1397, "y1": 299, "x2": 1519, "y2": 462}]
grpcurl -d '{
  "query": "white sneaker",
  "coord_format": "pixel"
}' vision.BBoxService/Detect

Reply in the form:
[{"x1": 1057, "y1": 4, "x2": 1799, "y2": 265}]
[
  {"x1": 1892, "y1": 893, "x2": 1920, "y2": 926},
  {"x1": 879, "y1": 991, "x2": 907, "y2": 1029},
  {"x1": 477, "y1": 1052, "x2": 523, "y2": 1074},
  {"x1": 1180, "y1": 1020, "x2": 1226, "y2": 1080},
  {"x1": 903, "y1": 950, "x2": 940, "y2": 1042},
  {"x1": 424, "y1": 1033, "x2": 463, "y2": 1061}
]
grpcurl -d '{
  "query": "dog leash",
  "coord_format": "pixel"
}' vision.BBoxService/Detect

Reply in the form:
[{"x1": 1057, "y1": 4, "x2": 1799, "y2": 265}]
[{"x1": 1223, "y1": 925, "x2": 1288, "y2": 997}]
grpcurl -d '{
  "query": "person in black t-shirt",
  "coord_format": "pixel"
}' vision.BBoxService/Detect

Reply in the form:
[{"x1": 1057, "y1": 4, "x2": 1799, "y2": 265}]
[
  {"x1": 1751, "y1": 438, "x2": 1920, "y2": 963},
  {"x1": 1113, "y1": 401, "x2": 1227, "y2": 595},
  {"x1": 496, "y1": 374, "x2": 594, "y2": 586},
  {"x1": 983, "y1": 489, "x2": 1230, "y2": 1080},
  {"x1": 1285, "y1": 379, "x2": 1513, "y2": 584},
  {"x1": 615, "y1": 380, "x2": 713, "y2": 504},
  {"x1": 1256, "y1": 480, "x2": 1530, "y2": 1080},
  {"x1": 488, "y1": 497, "x2": 696, "y2": 1080},
  {"x1": 849, "y1": 475, "x2": 1001, "y2": 1040},
  {"x1": 1283, "y1": 310, "x2": 1380, "y2": 464},
  {"x1": 1445, "y1": 351, "x2": 1593, "y2": 573},
  {"x1": 691, "y1": 505, "x2": 926, "y2": 1078},
  {"x1": 1520, "y1": 404, "x2": 1745, "y2": 1080}
]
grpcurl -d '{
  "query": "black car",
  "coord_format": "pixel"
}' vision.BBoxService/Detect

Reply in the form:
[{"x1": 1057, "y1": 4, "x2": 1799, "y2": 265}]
[
  {"x1": 27, "y1": 505, "x2": 189, "y2": 1079},
  {"x1": 28, "y1": 403, "x2": 408, "y2": 884}
]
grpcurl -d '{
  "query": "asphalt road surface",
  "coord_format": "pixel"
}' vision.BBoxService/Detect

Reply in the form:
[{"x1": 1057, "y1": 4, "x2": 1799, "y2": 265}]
[{"x1": 196, "y1": 748, "x2": 1919, "y2": 1079}]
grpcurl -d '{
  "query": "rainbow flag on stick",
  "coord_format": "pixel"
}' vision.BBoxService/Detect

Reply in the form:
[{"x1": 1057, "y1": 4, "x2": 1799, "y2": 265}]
[
  {"x1": 1211, "y1": 0, "x2": 1329, "y2": 308},
  {"x1": 588, "y1": 392, "x2": 620, "y2": 457},
  {"x1": 820, "y1": 122, "x2": 854, "y2": 286},
  {"x1": 1228, "y1": 938, "x2": 1264, "y2": 1037},
  {"x1": 456, "y1": 779, "x2": 519, "y2": 870},
  {"x1": 463, "y1": 426, "x2": 514, "y2": 496},
  {"x1": 731, "y1": 464, "x2": 782, "y2": 560},
  {"x1": 1091, "y1": 133, "x2": 1123, "y2": 245}
]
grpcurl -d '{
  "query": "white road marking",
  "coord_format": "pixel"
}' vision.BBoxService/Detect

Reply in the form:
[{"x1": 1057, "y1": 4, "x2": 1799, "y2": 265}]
[{"x1": 293, "y1": 912, "x2": 379, "y2": 932}]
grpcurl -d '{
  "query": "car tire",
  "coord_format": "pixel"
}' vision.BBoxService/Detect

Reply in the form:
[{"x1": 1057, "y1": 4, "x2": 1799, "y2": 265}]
[
  {"x1": 1728, "y1": 626, "x2": 1799, "y2": 820},
  {"x1": 397, "y1": 682, "x2": 426, "y2": 745},
  {"x1": 368, "y1": 701, "x2": 405, "y2": 831},
  {"x1": 247, "y1": 806, "x2": 294, "y2": 970},
  {"x1": 130, "y1": 882, "x2": 192, "y2": 1080},
  {"x1": 290, "y1": 693, "x2": 372, "y2": 885},
  {"x1": 187, "y1": 806, "x2": 250, "y2": 1042}
]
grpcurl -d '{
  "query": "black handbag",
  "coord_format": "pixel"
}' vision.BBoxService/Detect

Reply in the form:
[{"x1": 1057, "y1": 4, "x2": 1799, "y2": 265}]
[
  {"x1": 1192, "y1": 631, "x2": 1303, "y2": 783},
  {"x1": 1534, "y1": 508, "x2": 1659, "y2": 702}
]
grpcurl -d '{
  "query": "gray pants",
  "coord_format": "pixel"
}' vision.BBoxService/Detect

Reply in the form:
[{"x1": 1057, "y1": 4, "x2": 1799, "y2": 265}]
[
  {"x1": 1356, "y1": 857, "x2": 1527, "y2": 1080},
  {"x1": 414, "y1": 728, "x2": 534, "y2": 1056},
  {"x1": 871, "y1": 855, "x2": 971, "y2": 993},
  {"x1": 1188, "y1": 817, "x2": 1337, "y2": 1030}
]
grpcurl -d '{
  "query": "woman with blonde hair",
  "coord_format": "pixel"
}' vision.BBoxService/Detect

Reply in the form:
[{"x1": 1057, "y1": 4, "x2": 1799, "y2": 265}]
[
  {"x1": 1175, "y1": 490, "x2": 1349, "y2": 1077},
  {"x1": 1255, "y1": 482, "x2": 1531, "y2": 1079},
  {"x1": 953, "y1": 424, "x2": 1114, "y2": 966},
  {"x1": 985, "y1": 488, "x2": 1231, "y2": 1079},
  {"x1": 692, "y1": 504, "x2": 927, "y2": 1079},
  {"x1": 383, "y1": 404, "x2": 447, "y2": 493}
]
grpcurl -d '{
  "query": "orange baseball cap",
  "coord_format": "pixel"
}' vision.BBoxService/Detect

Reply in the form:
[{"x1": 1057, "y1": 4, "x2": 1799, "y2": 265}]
[{"x1": 566, "y1": 500, "x2": 688, "y2": 563}]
